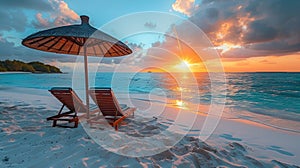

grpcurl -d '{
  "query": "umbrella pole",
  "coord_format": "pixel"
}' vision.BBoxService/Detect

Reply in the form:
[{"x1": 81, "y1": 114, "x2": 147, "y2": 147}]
[{"x1": 84, "y1": 46, "x2": 90, "y2": 119}]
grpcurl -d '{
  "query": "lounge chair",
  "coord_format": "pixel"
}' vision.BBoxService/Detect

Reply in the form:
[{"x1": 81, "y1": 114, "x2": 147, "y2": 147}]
[
  {"x1": 89, "y1": 87, "x2": 136, "y2": 130},
  {"x1": 47, "y1": 87, "x2": 87, "y2": 128}
]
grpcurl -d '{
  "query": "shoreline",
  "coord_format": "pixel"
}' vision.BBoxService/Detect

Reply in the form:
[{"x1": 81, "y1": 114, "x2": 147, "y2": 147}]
[{"x1": 1, "y1": 86, "x2": 300, "y2": 134}]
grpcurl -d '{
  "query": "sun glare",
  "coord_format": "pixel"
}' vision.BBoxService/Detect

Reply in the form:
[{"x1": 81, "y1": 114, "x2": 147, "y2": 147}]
[
  {"x1": 183, "y1": 60, "x2": 190, "y2": 67},
  {"x1": 173, "y1": 59, "x2": 201, "y2": 72},
  {"x1": 172, "y1": 59, "x2": 204, "y2": 72},
  {"x1": 177, "y1": 60, "x2": 191, "y2": 70}
]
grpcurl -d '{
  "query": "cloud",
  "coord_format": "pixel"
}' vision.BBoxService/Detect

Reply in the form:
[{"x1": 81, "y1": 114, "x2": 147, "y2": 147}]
[
  {"x1": 0, "y1": 35, "x2": 77, "y2": 63},
  {"x1": 259, "y1": 59, "x2": 276, "y2": 65},
  {"x1": 127, "y1": 42, "x2": 144, "y2": 51},
  {"x1": 0, "y1": 0, "x2": 79, "y2": 32},
  {"x1": 54, "y1": 0, "x2": 78, "y2": 20},
  {"x1": 243, "y1": 19, "x2": 277, "y2": 44},
  {"x1": 0, "y1": 10, "x2": 28, "y2": 32},
  {"x1": 235, "y1": 61, "x2": 249, "y2": 66},
  {"x1": 101, "y1": 42, "x2": 146, "y2": 66},
  {"x1": 0, "y1": 0, "x2": 52, "y2": 32},
  {"x1": 32, "y1": 0, "x2": 79, "y2": 29},
  {"x1": 0, "y1": 37, "x2": 16, "y2": 57},
  {"x1": 32, "y1": 13, "x2": 50, "y2": 29},
  {"x1": 179, "y1": 0, "x2": 300, "y2": 58},
  {"x1": 172, "y1": 0, "x2": 196, "y2": 16},
  {"x1": 0, "y1": 0, "x2": 52, "y2": 11},
  {"x1": 144, "y1": 22, "x2": 157, "y2": 29},
  {"x1": 0, "y1": 0, "x2": 81, "y2": 64}
]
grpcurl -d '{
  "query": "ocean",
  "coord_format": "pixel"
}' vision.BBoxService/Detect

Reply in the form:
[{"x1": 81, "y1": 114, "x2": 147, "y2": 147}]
[{"x1": 0, "y1": 72, "x2": 299, "y2": 122}]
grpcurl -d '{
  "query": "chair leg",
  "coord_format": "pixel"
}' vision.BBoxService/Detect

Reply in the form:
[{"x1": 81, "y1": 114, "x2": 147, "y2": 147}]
[
  {"x1": 74, "y1": 121, "x2": 78, "y2": 128},
  {"x1": 52, "y1": 120, "x2": 57, "y2": 127},
  {"x1": 74, "y1": 117, "x2": 79, "y2": 128},
  {"x1": 113, "y1": 116, "x2": 118, "y2": 131}
]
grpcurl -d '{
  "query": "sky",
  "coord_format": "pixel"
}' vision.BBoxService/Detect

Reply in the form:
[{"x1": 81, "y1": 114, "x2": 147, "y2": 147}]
[{"x1": 0, "y1": 0, "x2": 299, "y2": 72}]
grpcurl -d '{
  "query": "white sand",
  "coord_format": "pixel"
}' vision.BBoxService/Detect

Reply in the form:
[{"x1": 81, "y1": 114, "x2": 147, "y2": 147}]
[{"x1": 0, "y1": 87, "x2": 299, "y2": 167}]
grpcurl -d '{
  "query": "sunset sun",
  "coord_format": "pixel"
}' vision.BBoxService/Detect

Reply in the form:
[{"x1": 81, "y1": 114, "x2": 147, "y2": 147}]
[
  {"x1": 182, "y1": 60, "x2": 191, "y2": 67},
  {"x1": 174, "y1": 60, "x2": 192, "y2": 72},
  {"x1": 171, "y1": 59, "x2": 205, "y2": 72},
  {"x1": 180, "y1": 60, "x2": 191, "y2": 68}
]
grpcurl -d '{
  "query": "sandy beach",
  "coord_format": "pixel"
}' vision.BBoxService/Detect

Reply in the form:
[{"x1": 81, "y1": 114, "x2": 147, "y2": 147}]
[{"x1": 0, "y1": 87, "x2": 299, "y2": 167}]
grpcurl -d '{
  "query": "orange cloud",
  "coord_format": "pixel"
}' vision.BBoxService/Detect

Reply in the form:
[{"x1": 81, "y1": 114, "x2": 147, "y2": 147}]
[
  {"x1": 222, "y1": 53, "x2": 300, "y2": 72},
  {"x1": 205, "y1": 13, "x2": 256, "y2": 56},
  {"x1": 188, "y1": 0, "x2": 300, "y2": 58},
  {"x1": 57, "y1": 0, "x2": 78, "y2": 20},
  {"x1": 32, "y1": 0, "x2": 79, "y2": 29},
  {"x1": 172, "y1": 0, "x2": 196, "y2": 16},
  {"x1": 35, "y1": 13, "x2": 49, "y2": 28},
  {"x1": 51, "y1": 0, "x2": 79, "y2": 26}
]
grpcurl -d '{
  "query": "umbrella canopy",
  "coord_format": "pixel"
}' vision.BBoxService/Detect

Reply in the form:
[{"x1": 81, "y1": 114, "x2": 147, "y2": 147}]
[
  {"x1": 22, "y1": 15, "x2": 132, "y2": 119},
  {"x1": 22, "y1": 15, "x2": 132, "y2": 56}
]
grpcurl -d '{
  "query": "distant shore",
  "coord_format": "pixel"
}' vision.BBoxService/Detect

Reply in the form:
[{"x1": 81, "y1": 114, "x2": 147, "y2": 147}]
[
  {"x1": 0, "y1": 60, "x2": 62, "y2": 73},
  {"x1": 0, "y1": 71, "x2": 63, "y2": 74},
  {"x1": 0, "y1": 71, "x2": 32, "y2": 75}
]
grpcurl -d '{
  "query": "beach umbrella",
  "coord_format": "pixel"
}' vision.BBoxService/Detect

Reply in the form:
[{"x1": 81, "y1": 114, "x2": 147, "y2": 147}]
[{"x1": 22, "y1": 15, "x2": 132, "y2": 118}]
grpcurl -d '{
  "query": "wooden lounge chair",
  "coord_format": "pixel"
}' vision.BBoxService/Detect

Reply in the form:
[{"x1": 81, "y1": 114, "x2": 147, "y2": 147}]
[
  {"x1": 89, "y1": 87, "x2": 136, "y2": 130},
  {"x1": 47, "y1": 87, "x2": 87, "y2": 128}
]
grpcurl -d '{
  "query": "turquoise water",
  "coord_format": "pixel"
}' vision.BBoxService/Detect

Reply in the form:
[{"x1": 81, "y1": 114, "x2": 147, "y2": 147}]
[
  {"x1": 226, "y1": 73, "x2": 300, "y2": 119},
  {"x1": 0, "y1": 72, "x2": 299, "y2": 121}
]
